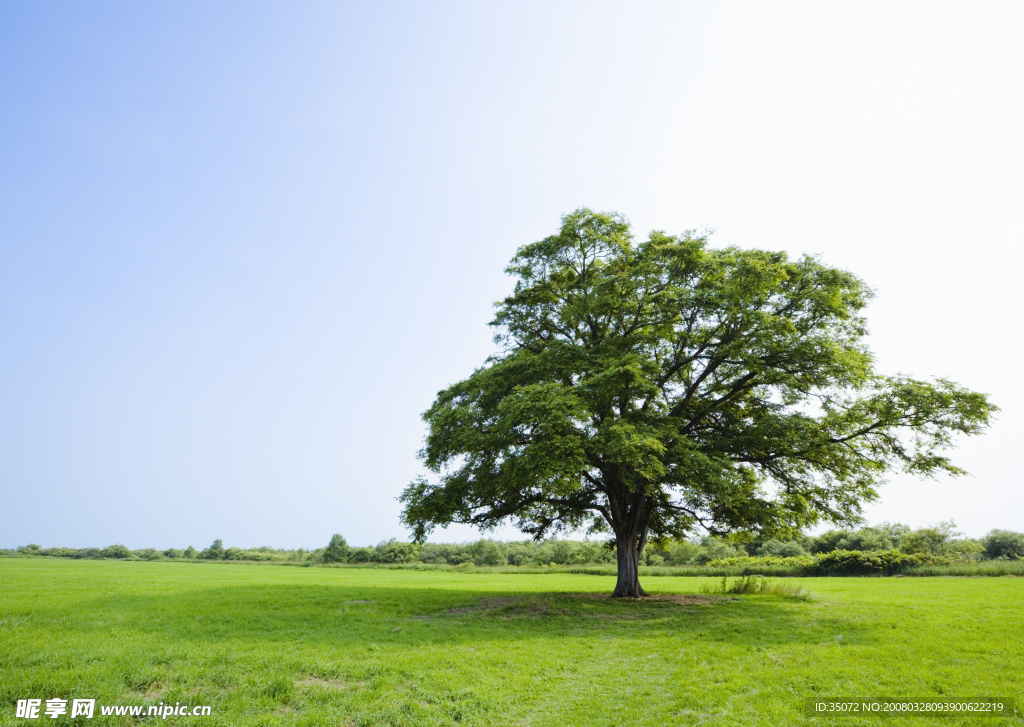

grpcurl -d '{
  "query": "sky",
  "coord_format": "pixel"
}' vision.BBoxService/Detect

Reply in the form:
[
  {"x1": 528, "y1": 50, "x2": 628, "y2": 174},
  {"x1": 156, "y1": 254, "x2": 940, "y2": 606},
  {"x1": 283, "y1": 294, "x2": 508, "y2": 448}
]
[{"x1": 2, "y1": 1, "x2": 1022, "y2": 549}]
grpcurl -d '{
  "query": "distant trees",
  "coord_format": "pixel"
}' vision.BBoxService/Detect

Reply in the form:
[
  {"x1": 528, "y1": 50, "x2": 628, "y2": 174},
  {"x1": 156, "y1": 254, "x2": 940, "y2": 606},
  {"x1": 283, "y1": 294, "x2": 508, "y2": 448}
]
[
  {"x1": 202, "y1": 539, "x2": 225, "y2": 560},
  {"x1": 4, "y1": 524, "x2": 1022, "y2": 565},
  {"x1": 100, "y1": 544, "x2": 131, "y2": 559},
  {"x1": 809, "y1": 523, "x2": 908, "y2": 553},
  {"x1": 807, "y1": 521, "x2": 987, "y2": 560},
  {"x1": 982, "y1": 530, "x2": 1024, "y2": 560},
  {"x1": 756, "y1": 539, "x2": 808, "y2": 558},
  {"x1": 323, "y1": 534, "x2": 350, "y2": 563}
]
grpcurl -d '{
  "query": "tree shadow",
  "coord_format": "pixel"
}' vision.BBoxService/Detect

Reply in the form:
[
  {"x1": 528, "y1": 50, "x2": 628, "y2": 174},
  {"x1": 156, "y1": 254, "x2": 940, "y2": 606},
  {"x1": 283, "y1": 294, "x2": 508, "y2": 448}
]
[{"x1": 41, "y1": 581, "x2": 879, "y2": 650}]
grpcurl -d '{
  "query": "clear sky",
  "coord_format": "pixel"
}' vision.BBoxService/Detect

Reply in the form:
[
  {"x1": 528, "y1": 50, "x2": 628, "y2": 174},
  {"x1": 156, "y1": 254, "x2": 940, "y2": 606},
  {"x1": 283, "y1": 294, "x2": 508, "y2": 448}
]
[{"x1": 2, "y1": 2, "x2": 1022, "y2": 549}]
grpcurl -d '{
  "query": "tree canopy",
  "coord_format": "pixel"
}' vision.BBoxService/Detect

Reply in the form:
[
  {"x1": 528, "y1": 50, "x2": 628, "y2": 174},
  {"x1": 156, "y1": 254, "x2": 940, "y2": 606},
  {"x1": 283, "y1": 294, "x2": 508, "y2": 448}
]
[{"x1": 400, "y1": 209, "x2": 996, "y2": 596}]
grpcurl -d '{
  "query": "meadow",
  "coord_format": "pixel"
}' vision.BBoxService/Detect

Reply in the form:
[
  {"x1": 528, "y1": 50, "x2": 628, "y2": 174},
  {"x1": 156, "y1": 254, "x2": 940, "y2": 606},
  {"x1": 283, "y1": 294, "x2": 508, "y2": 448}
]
[{"x1": 0, "y1": 559, "x2": 1020, "y2": 727}]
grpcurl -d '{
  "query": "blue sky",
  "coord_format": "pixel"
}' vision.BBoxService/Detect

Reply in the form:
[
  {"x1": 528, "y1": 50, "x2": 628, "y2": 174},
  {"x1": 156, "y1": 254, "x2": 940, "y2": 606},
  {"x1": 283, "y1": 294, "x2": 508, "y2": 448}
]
[{"x1": 2, "y1": 2, "x2": 1022, "y2": 549}]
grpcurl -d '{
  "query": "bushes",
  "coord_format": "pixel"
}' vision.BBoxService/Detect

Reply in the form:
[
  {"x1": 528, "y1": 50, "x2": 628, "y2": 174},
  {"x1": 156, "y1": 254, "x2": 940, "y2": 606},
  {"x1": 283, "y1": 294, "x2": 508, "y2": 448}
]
[
  {"x1": 707, "y1": 549, "x2": 957, "y2": 575},
  {"x1": 982, "y1": 530, "x2": 1024, "y2": 560},
  {"x1": 101, "y1": 544, "x2": 132, "y2": 559},
  {"x1": 38, "y1": 547, "x2": 80, "y2": 558},
  {"x1": 814, "y1": 549, "x2": 934, "y2": 575},
  {"x1": 708, "y1": 554, "x2": 817, "y2": 568}
]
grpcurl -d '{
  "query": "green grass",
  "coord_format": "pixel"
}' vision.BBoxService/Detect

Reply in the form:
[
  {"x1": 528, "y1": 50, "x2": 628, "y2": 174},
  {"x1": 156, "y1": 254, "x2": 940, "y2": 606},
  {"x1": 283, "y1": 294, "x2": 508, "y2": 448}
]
[{"x1": 0, "y1": 560, "x2": 1020, "y2": 726}]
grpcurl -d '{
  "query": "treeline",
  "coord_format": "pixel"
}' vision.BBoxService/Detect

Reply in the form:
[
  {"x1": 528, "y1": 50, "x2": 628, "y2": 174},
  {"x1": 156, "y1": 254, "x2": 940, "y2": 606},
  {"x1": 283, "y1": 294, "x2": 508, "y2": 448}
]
[
  {"x1": 1, "y1": 540, "x2": 308, "y2": 562},
  {"x1": 7, "y1": 522, "x2": 1022, "y2": 566},
  {"x1": 314, "y1": 523, "x2": 1024, "y2": 566}
]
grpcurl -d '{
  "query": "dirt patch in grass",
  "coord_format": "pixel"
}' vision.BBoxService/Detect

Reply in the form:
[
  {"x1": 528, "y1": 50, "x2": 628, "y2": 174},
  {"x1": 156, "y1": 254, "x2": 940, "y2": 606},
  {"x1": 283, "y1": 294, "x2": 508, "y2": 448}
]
[
  {"x1": 136, "y1": 684, "x2": 166, "y2": 699},
  {"x1": 296, "y1": 676, "x2": 350, "y2": 690},
  {"x1": 442, "y1": 593, "x2": 732, "y2": 618},
  {"x1": 571, "y1": 593, "x2": 734, "y2": 605},
  {"x1": 445, "y1": 596, "x2": 520, "y2": 615}
]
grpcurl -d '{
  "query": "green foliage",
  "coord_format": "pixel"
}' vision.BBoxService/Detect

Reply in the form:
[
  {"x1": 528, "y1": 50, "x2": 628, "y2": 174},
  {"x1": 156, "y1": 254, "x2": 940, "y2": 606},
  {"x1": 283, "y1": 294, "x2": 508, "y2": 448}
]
[
  {"x1": 425, "y1": 539, "x2": 615, "y2": 567},
  {"x1": 348, "y1": 547, "x2": 375, "y2": 563},
  {"x1": 693, "y1": 538, "x2": 743, "y2": 565},
  {"x1": 708, "y1": 548, "x2": 963, "y2": 575},
  {"x1": 203, "y1": 539, "x2": 225, "y2": 560},
  {"x1": 898, "y1": 520, "x2": 961, "y2": 555},
  {"x1": 37, "y1": 547, "x2": 80, "y2": 558},
  {"x1": 373, "y1": 539, "x2": 422, "y2": 564},
  {"x1": 706, "y1": 555, "x2": 818, "y2": 568},
  {"x1": 323, "y1": 534, "x2": 350, "y2": 563},
  {"x1": 982, "y1": 529, "x2": 1024, "y2": 560},
  {"x1": 756, "y1": 539, "x2": 808, "y2": 557},
  {"x1": 658, "y1": 539, "x2": 702, "y2": 565},
  {"x1": 401, "y1": 208, "x2": 995, "y2": 597},
  {"x1": 100, "y1": 544, "x2": 132, "y2": 559},
  {"x1": 809, "y1": 523, "x2": 907, "y2": 553},
  {"x1": 805, "y1": 521, "x2": 989, "y2": 560},
  {"x1": 9, "y1": 526, "x2": 1012, "y2": 571},
  {"x1": 813, "y1": 549, "x2": 949, "y2": 575}
]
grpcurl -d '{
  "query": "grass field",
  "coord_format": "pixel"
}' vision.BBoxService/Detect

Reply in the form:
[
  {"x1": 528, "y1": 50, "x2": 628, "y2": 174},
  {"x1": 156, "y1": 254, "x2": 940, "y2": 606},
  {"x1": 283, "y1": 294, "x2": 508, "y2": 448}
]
[{"x1": 1, "y1": 560, "x2": 1020, "y2": 726}]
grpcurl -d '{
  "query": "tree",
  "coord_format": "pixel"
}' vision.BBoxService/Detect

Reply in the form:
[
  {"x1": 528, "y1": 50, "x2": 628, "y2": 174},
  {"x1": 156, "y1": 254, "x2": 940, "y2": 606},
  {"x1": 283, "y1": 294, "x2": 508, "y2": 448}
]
[
  {"x1": 981, "y1": 530, "x2": 1024, "y2": 560},
  {"x1": 898, "y1": 521, "x2": 960, "y2": 555},
  {"x1": 101, "y1": 544, "x2": 131, "y2": 559},
  {"x1": 400, "y1": 209, "x2": 996, "y2": 597},
  {"x1": 204, "y1": 539, "x2": 225, "y2": 560},
  {"x1": 323, "y1": 534, "x2": 350, "y2": 563}
]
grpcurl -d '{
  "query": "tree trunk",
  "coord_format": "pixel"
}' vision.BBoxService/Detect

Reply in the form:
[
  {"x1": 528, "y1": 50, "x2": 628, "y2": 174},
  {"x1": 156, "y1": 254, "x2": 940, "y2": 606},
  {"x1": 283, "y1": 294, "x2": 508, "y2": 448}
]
[{"x1": 612, "y1": 537, "x2": 648, "y2": 597}]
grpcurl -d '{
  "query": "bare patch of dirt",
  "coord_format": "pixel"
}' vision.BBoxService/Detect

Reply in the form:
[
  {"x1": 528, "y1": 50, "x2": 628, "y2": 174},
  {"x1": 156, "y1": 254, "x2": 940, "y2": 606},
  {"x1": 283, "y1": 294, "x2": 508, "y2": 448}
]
[
  {"x1": 571, "y1": 593, "x2": 734, "y2": 605},
  {"x1": 296, "y1": 676, "x2": 350, "y2": 690},
  {"x1": 445, "y1": 596, "x2": 520, "y2": 615},
  {"x1": 135, "y1": 683, "x2": 166, "y2": 699},
  {"x1": 481, "y1": 596, "x2": 520, "y2": 607}
]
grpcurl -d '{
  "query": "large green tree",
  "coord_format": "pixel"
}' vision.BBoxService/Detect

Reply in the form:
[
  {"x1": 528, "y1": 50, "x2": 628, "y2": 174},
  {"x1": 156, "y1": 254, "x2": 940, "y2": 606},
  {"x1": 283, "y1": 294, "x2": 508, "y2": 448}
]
[{"x1": 401, "y1": 209, "x2": 995, "y2": 597}]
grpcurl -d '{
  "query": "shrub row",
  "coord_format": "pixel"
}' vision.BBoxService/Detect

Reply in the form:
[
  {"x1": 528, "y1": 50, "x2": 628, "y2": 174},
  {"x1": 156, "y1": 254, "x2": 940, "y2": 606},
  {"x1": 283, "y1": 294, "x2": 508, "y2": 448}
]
[{"x1": 708, "y1": 549, "x2": 963, "y2": 575}]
